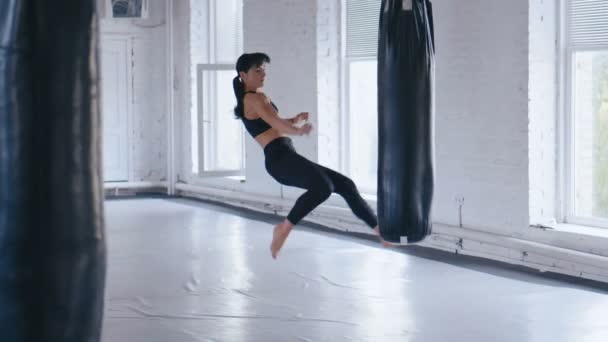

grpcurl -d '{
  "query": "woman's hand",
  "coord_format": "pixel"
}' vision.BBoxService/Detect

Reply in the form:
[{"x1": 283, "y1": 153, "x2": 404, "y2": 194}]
[
  {"x1": 297, "y1": 123, "x2": 313, "y2": 136},
  {"x1": 290, "y1": 112, "x2": 309, "y2": 125},
  {"x1": 296, "y1": 112, "x2": 309, "y2": 122}
]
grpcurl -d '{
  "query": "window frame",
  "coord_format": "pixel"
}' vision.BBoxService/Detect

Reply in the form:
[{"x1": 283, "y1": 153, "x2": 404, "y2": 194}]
[
  {"x1": 560, "y1": 0, "x2": 608, "y2": 228},
  {"x1": 191, "y1": 0, "x2": 245, "y2": 179},
  {"x1": 104, "y1": 0, "x2": 149, "y2": 19},
  {"x1": 196, "y1": 63, "x2": 246, "y2": 178}
]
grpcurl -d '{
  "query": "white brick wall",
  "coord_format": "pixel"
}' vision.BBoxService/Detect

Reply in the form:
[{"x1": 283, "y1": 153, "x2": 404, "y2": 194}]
[
  {"x1": 130, "y1": 36, "x2": 168, "y2": 181},
  {"x1": 172, "y1": 0, "x2": 191, "y2": 182},
  {"x1": 529, "y1": 0, "x2": 557, "y2": 225},
  {"x1": 317, "y1": 0, "x2": 341, "y2": 171},
  {"x1": 431, "y1": 0, "x2": 530, "y2": 234}
]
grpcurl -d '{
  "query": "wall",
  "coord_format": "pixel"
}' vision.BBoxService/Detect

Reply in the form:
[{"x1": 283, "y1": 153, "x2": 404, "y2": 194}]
[
  {"x1": 529, "y1": 0, "x2": 558, "y2": 226},
  {"x1": 431, "y1": 0, "x2": 530, "y2": 234},
  {"x1": 100, "y1": 0, "x2": 168, "y2": 183},
  {"x1": 317, "y1": 0, "x2": 342, "y2": 171}
]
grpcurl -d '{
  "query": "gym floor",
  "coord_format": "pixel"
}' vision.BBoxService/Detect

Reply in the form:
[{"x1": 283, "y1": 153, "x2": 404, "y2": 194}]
[{"x1": 102, "y1": 198, "x2": 608, "y2": 342}]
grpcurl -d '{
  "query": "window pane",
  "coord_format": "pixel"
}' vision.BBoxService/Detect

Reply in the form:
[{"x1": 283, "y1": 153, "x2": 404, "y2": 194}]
[
  {"x1": 348, "y1": 60, "x2": 378, "y2": 194},
  {"x1": 573, "y1": 50, "x2": 608, "y2": 219},
  {"x1": 346, "y1": 0, "x2": 381, "y2": 58},
  {"x1": 201, "y1": 70, "x2": 213, "y2": 170},
  {"x1": 199, "y1": 70, "x2": 244, "y2": 172},
  {"x1": 215, "y1": 0, "x2": 242, "y2": 63},
  {"x1": 211, "y1": 70, "x2": 244, "y2": 171},
  {"x1": 190, "y1": 0, "x2": 244, "y2": 176}
]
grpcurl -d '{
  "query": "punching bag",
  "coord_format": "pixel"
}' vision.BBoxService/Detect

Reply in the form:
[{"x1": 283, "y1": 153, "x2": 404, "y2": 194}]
[
  {"x1": 0, "y1": 1, "x2": 106, "y2": 341},
  {"x1": 377, "y1": 0, "x2": 435, "y2": 244}
]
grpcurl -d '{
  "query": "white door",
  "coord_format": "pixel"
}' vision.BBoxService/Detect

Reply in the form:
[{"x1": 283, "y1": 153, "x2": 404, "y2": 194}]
[{"x1": 100, "y1": 37, "x2": 130, "y2": 182}]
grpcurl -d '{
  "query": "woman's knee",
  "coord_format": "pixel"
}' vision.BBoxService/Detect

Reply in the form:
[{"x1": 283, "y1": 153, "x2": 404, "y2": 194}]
[
  {"x1": 344, "y1": 177, "x2": 357, "y2": 190},
  {"x1": 312, "y1": 177, "x2": 334, "y2": 199},
  {"x1": 336, "y1": 176, "x2": 357, "y2": 195}
]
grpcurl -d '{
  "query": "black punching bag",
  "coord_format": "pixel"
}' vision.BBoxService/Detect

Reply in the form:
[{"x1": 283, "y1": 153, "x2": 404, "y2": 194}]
[
  {"x1": 377, "y1": 0, "x2": 435, "y2": 244},
  {"x1": 0, "y1": 1, "x2": 106, "y2": 341}
]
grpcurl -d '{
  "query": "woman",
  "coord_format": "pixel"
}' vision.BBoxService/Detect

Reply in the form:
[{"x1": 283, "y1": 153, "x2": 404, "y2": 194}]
[{"x1": 232, "y1": 52, "x2": 392, "y2": 259}]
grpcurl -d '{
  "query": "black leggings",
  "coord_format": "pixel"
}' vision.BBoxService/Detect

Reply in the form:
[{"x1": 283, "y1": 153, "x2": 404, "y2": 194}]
[{"x1": 264, "y1": 137, "x2": 378, "y2": 228}]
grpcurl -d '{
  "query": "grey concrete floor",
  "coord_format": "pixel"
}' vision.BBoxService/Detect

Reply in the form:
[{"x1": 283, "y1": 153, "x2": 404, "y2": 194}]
[{"x1": 102, "y1": 198, "x2": 608, "y2": 342}]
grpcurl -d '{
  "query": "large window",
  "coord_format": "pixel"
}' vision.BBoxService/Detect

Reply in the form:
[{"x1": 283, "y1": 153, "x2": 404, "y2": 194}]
[
  {"x1": 343, "y1": 0, "x2": 381, "y2": 194},
  {"x1": 564, "y1": 0, "x2": 608, "y2": 227},
  {"x1": 191, "y1": 0, "x2": 244, "y2": 177}
]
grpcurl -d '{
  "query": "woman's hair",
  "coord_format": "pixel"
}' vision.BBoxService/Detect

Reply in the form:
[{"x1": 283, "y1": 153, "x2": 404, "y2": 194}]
[{"x1": 232, "y1": 52, "x2": 271, "y2": 118}]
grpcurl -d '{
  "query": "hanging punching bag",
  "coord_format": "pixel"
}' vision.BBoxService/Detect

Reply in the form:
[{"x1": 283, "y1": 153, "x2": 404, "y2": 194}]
[
  {"x1": 377, "y1": 0, "x2": 435, "y2": 244},
  {"x1": 0, "y1": 1, "x2": 106, "y2": 341}
]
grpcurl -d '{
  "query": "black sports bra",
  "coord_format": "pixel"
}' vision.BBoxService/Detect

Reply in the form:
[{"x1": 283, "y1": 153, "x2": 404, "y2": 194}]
[{"x1": 241, "y1": 91, "x2": 277, "y2": 138}]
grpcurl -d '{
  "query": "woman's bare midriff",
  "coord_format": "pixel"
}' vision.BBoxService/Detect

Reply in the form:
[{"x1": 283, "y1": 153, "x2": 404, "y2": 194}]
[
  {"x1": 243, "y1": 94, "x2": 287, "y2": 148},
  {"x1": 254, "y1": 129, "x2": 286, "y2": 148}
]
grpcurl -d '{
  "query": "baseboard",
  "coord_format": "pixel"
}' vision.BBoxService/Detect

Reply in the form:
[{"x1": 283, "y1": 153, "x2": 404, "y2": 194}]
[
  {"x1": 104, "y1": 181, "x2": 168, "y2": 197},
  {"x1": 419, "y1": 225, "x2": 608, "y2": 283}
]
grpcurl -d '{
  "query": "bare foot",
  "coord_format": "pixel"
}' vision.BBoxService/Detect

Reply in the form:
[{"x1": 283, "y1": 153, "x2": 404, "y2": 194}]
[
  {"x1": 374, "y1": 226, "x2": 395, "y2": 247},
  {"x1": 270, "y1": 221, "x2": 293, "y2": 259}
]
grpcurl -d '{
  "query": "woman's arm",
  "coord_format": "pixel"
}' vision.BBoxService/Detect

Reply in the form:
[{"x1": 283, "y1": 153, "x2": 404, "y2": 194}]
[{"x1": 250, "y1": 94, "x2": 310, "y2": 135}]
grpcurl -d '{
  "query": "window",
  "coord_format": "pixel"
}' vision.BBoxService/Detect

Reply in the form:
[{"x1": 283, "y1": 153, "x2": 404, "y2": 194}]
[
  {"x1": 564, "y1": 0, "x2": 608, "y2": 226},
  {"x1": 105, "y1": 0, "x2": 148, "y2": 18},
  {"x1": 191, "y1": 0, "x2": 244, "y2": 177},
  {"x1": 342, "y1": 0, "x2": 381, "y2": 194}
]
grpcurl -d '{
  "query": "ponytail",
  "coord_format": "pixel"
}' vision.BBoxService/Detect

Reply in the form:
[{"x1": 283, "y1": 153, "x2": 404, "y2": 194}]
[{"x1": 232, "y1": 76, "x2": 244, "y2": 118}]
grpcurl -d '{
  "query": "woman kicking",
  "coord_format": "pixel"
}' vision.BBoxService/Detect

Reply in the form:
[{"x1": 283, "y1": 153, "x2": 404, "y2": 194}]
[{"x1": 232, "y1": 52, "x2": 392, "y2": 259}]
